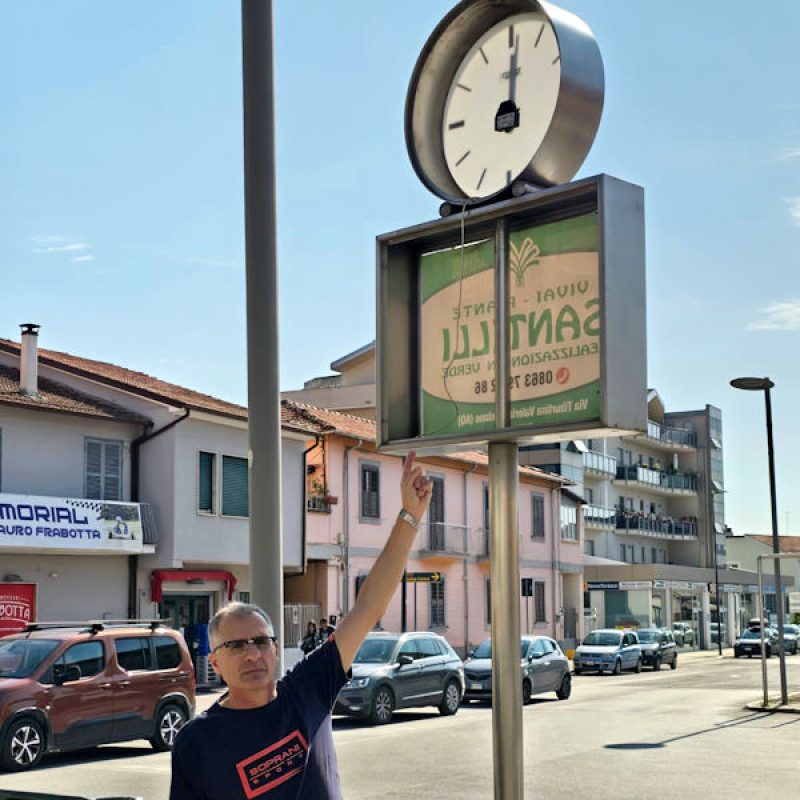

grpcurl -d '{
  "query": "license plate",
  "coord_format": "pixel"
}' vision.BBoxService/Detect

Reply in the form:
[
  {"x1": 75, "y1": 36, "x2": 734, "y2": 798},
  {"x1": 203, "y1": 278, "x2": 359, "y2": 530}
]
[{"x1": 471, "y1": 682, "x2": 483, "y2": 691}]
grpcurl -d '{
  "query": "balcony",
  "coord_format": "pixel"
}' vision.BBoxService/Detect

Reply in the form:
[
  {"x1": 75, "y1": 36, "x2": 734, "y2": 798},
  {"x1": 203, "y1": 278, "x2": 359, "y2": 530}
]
[
  {"x1": 615, "y1": 513, "x2": 698, "y2": 541},
  {"x1": 416, "y1": 522, "x2": 471, "y2": 559},
  {"x1": 583, "y1": 505, "x2": 616, "y2": 529},
  {"x1": 307, "y1": 496, "x2": 333, "y2": 513},
  {"x1": 614, "y1": 465, "x2": 697, "y2": 495},
  {"x1": 637, "y1": 420, "x2": 697, "y2": 451},
  {"x1": 582, "y1": 450, "x2": 617, "y2": 477}
]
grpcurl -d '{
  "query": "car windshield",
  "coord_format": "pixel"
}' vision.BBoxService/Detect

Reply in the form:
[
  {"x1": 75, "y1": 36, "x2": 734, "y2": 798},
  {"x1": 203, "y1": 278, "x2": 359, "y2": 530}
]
[
  {"x1": 637, "y1": 630, "x2": 659, "y2": 643},
  {"x1": 353, "y1": 637, "x2": 399, "y2": 664},
  {"x1": 583, "y1": 631, "x2": 621, "y2": 647},
  {"x1": 0, "y1": 638, "x2": 61, "y2": 678},
  {"x1": 470, "y1": 641, "x2": 531, "y2": 659},
  {"x1": 741, "y1": 630, "x2": 762, "y2": 640}
]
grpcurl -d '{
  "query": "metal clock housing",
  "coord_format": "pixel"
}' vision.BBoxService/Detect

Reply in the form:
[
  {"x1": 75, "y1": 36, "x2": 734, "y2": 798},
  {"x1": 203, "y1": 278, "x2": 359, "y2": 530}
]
[{"x1": 405, "y1": 0, "x2": 604, "y2": 205}]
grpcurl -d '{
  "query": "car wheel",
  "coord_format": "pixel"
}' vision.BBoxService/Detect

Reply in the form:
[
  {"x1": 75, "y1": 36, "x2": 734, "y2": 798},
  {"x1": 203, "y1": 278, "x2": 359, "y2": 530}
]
[
  {"x1": 2, "y1": 718, "x2": 45, "y2": 772},
  {"x1": 670, "y1": 654, "x2": 678, "y2": 670},
  {"x1": 612, "y1": 659, "x2": 622, "y2": 676},
  {"x1": 370, "y1": 686, "x2": 395, "y2": 725},
  {"x1": 765, "y1": 646, "x2": 771, "y2": 659},
  {"x1": 634, "y1": 658, "x2": 642, "y2": 674},
  {"x1": 522, "y1": 678, "x2": 533, "y2": 705},
  {"x1": 556, "y1": 674, "x2": 572, "y2": 701},
  {"x1": 653, "y1": 656, "x2": 662, "y2": 672},
  {"x1": 439, "y1": 679, "x2": 461, "y2": 716},
  {"x1": 149, "y1": 704, "x2": 188, "y2": 752}
]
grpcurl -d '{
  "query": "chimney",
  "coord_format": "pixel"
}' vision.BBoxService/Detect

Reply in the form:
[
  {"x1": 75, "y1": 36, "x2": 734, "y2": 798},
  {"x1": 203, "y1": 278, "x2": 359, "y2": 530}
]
[{"x1": 19, "y1": 323, "x2": 41, "y2": 397}]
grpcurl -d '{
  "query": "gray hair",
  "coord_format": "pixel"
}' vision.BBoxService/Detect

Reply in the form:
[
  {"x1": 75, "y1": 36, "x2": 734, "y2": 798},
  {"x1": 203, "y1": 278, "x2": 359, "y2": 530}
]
[{"x1": 208, "y1": 602, "x2": 274, "y2": 646}]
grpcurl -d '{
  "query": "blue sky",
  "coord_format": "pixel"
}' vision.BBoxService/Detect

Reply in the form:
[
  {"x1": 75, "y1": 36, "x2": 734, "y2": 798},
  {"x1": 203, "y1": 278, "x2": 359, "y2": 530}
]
[{"x1": 0, "y1": 1, "x2": 797, "y2": 536}]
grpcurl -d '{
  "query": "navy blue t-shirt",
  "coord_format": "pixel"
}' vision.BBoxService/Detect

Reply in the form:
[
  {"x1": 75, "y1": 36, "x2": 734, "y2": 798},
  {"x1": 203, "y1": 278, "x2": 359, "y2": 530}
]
[{"x1": 170, "y1": 638, "x2": 348, "y2": 800}]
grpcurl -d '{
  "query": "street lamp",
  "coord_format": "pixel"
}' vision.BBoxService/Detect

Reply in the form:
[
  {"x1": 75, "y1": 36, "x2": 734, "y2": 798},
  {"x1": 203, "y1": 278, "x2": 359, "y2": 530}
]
[{"x1": 730, "y1": 376, "x2": 788, "y2": 705}]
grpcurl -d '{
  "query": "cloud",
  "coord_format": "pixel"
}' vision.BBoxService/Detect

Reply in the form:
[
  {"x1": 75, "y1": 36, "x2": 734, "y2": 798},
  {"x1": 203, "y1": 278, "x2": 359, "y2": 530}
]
[
  {"x1": 179, "y1": 255, "x2": 242, "y2": 270},
  {"x1": 31, "y1": 234, "x2": 91, "y2": 255},
  {"x1": 787, "y1": 197, "x2": 800, "y2": 225},
  {"x1": 71, "y1": 255, "x2": 95, "y2": 263},
  {"x1": 776, "y1": 145, "x2": 800, "y2": 161},
  {"x1": 747, "y1": 300, "x2": 800, "y2": 331}
]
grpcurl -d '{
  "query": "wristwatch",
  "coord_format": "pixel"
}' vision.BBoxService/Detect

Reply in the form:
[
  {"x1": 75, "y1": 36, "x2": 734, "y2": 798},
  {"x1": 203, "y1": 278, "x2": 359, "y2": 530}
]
[{"x1": 398, "y1": 509, "x2": 419, "y2": 530}]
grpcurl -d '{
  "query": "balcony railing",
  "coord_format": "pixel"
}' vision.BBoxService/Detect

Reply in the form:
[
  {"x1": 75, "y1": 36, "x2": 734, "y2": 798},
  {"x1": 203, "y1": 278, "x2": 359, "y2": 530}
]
[
  {"x1": 615, "y1": 465, "x2": 697, "y2": 493},
  {"x1": 582, "y1": 450, "x2": 617, "y2": 476},
  {"x1": 615, "y1": 513, "x2": 698, "y2": 540},
  {"x1": 307, "y1": 496, "x2": 333, "y2": 513},
  {"x1": 644, "y1": 420, "x2": 697, "y2": 449},
  {"x1": 583, "y1": 505, "x2": 616, "y2": 527},
  {"x1": 417, "y1": 522, "x2": 471, "y2": 557}
]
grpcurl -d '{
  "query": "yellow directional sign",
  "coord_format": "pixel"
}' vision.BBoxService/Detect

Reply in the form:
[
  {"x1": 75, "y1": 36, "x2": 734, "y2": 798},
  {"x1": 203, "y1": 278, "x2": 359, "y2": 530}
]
[{"x1": 405, "y1": 571, "x2": 441, "y2": 583}]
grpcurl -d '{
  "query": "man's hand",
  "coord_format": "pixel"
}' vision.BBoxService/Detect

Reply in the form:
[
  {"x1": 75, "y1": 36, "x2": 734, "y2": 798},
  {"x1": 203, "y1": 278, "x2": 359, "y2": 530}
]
[{"x1": 400, "y1": 451, "x2": 432, "y2": 522}]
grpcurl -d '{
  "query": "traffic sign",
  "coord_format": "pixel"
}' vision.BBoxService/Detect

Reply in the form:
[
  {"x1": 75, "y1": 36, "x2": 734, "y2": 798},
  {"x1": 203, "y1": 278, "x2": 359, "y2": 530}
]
[{"x1": 405, "y1": 572, "x2": 441, "y2": 583}]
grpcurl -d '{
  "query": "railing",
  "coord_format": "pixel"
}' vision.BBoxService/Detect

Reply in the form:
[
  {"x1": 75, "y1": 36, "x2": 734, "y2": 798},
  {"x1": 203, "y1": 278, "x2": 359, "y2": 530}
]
[
  {"x1": 417, "y1": 522, "x2": 471, "y2": 557},
  {"x1": 615, "y1": 513, "x2": 698, "y2": 540},
  {"x1": 615, "y1": 465, "x2": 697, "y2": 493},
  {"x1": 307, "y1": 496, "x2": 333, "y2": 513},
  {"x1": 583, "y1": 505, "x2": 616, "y2": 527},
  {"x1": 582, "y1": 450, "x2": 617, "y2": 475},
  {"x1": 645, "y1": 420, "x2": 697, "y2": 448}
]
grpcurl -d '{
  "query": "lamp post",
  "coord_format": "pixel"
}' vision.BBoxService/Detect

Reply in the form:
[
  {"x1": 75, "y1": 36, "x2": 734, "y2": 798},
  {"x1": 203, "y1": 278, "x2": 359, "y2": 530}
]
[{"x1": 730, "y1": 377, "x2": 788, "y2": 705}]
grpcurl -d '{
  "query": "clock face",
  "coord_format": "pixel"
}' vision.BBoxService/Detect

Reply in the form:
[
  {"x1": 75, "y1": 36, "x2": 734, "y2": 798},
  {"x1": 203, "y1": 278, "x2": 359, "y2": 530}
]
[{"x1": 442, "y1": 12, "x2": 562, "y2": 199}]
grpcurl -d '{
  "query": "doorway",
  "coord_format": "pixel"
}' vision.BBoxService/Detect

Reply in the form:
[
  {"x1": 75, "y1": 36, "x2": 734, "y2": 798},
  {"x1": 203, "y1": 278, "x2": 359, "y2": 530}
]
[{"x1": 162, "y1": 594, "x2": 211, "y2": 674}]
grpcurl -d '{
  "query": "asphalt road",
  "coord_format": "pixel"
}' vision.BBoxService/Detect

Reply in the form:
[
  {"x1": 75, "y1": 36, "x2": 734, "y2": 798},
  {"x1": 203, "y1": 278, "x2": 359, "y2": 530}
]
[{"x1": 1, "y1": 649, "x2": 799, "y2": 799}]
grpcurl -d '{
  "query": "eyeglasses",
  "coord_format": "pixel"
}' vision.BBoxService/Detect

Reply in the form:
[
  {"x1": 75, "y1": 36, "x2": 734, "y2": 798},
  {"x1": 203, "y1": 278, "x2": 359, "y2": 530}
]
[{"x1": 211, "y1": 635, "x2": 277, "y2": 655}]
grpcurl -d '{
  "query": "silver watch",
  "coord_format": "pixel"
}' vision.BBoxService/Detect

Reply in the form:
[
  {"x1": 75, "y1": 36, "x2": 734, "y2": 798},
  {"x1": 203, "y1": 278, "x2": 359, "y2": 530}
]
[{"x1": 397, "y1": 509, "x2": 419, "y2": 530}]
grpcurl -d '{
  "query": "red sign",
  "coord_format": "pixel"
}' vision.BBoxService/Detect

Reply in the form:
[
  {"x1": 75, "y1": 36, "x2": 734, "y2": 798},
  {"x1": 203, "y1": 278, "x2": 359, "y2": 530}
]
[{"x1": 0, "y1": 583, "x2": 36, "y2": 636}]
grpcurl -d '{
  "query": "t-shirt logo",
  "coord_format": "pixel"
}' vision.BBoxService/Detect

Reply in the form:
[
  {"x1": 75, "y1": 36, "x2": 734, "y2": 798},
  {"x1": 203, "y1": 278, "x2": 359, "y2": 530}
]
[{"x1": 236, "y1": 730, "x2": 309, "y2": 798}]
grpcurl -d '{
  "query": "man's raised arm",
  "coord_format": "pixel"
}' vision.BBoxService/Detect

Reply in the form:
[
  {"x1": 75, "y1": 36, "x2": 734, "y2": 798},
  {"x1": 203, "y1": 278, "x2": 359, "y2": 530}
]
[{"x1": 334, "y1": 452, "x2": 432, "y2": 671}]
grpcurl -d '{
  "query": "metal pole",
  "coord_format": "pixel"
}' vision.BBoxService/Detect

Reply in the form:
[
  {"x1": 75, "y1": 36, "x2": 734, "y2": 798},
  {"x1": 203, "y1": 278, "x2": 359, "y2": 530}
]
[
  {"x1": 489, "y1": 217, "x2": 523, "y2": 800},
  {"x1": 401, "y1": 571, "x2": 407, "y2": 632},
  {"x1": 713, "y1": 534, "x2": 722, "y2": 656},
  {"x1": 764, "y1": 386, "x2": 789, "y2": 705},
  {"x1": 241, "y1": 0, "x2": 283, "y2": 665},
  {"x1": 758, "y1": 557, "x2": 768, "y2": 707}
]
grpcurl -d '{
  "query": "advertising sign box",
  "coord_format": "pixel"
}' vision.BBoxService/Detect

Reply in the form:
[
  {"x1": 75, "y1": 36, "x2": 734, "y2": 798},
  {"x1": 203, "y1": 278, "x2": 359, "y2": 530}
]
[
  {"x1": 377, "y1": 174, "x2": 647, "y2": 452},
  {"x1": 0, "y1": 583, "x2": 36, "y2": 636}
]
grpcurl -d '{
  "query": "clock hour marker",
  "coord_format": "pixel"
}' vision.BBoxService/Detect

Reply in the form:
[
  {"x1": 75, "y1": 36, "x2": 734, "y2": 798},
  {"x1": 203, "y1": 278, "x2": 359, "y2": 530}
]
[
  {"x1": 534, "y1": 23, "x2": 545, "y2": 48},
  {"x1": 476, "y1": 169, "x2": 487, "y2": 191},
  {"x1": 552, "y1": 55, "x2": 560, "y2": 65},
  {"x1": 448, "y1": 120, "x2": 465, "y2": 130},
  {"x1": 456, "y1": 82, "x2": 472, "y2": 92},
  {"x1": 456, "y1": 150, "x2": 471, "y2": 167},
  {"x1": 479, "y1": 47, "x2": 489, "y2": 65},
  {"x1": 508, "y1": 25, "x2": 515, "y2": 48}
]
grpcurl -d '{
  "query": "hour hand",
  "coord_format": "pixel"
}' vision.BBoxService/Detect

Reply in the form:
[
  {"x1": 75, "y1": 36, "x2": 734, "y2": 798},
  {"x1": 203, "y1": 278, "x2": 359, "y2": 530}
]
[{"x1": 495, "y1": 36, "x2": 520, "y2": 133}]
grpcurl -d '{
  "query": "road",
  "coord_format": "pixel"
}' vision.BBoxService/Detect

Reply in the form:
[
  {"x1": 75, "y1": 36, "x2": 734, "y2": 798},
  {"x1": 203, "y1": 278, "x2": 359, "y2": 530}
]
[{"x1": 1, "y1": 649, "x2": 799, "y2": 799}]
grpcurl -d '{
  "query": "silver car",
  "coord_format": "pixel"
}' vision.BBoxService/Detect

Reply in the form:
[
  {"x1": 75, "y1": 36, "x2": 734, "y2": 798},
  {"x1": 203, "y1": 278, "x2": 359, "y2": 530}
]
[{"x1": 462, "y1": 636, "x2": 571, "y2": 704}]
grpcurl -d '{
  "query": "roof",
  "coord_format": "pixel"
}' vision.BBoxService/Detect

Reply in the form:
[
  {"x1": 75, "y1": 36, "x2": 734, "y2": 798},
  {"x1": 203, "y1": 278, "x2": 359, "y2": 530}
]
[
  {"x1": 330, "y1": 341, "x2": 375, "y2": 372},
  {"x1": 0, "y1": 364, "x2": 150, "y2": 424},
  {"x1": 750, "y1": 535, "x2": 800, "y2": 554},
  {"x1": 0, "y1": 338, "x2": 248, "y2": 421},
  {"x1": 281, "y1": 399, "x2": 569, "y2": 485}
]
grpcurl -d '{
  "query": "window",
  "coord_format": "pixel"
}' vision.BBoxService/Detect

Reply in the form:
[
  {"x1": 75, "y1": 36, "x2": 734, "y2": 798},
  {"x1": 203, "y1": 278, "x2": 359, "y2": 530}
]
[
  {"x1": 198, "y1": 451, "x2": 215, "y2": 513},
  {"x1": 222, "y1": 455, "x2": 249, "y2": 517},
  {"x1": 57, "y1": 641, "x2": 105, "y2": 680},
  {"x1": 651, "y1": 547, "x2": 657, "y2": 563},
  {"x1": 641, "y1": 546, "x2": 646, "y2": 563},
  {"x1": 531, "y1": 493, "x2": 545, "y2": 538},
  {"x1": 628, "y1": 545, "x2": 635, "y2": 562},
  {"x1": 585, "y1": 487, "x2": 594, "y2": 504},
  {"x1": 419, "y1": 638, "x2": 439, "y2": 657},
  {"x1": 430, "y1": 579, "x2": 446, "y2": 627},
  {"x1": 115, "y1": 637, "x2": 150, "y2": 671},
  {"x1": 154, "y1": 636, "x2": 182, "y2": 670},
  {"x1": 85, "y1": 438, "x2": 123, "y2": 500},
  {"x1": 620, "y1": 544, "x2": 627, "y2": 562},
  {"x1": 360, "y1": 462, "x2": 380, "y2": 520},
  {"x1": 560, "y1": 499, "x2": 577, "y2": 541},
  {"x1": 485, "y1": 577, "x2": 492, "y2": 626},
  {"x1": 355, "y1": 575, "x2": 368, "y2": 599},
  {"x1": 429, "y1": 476, "x2": 445, "y2": 549},
  {"x1": 585, "y1": 539, "x2": 595, "y2": 556},
  {"x1": 483, "y1": 483, "x2": 490, "y2": 535},
  {"x1": 534, "y1": 581, "x2": 546, "y2": 623}
]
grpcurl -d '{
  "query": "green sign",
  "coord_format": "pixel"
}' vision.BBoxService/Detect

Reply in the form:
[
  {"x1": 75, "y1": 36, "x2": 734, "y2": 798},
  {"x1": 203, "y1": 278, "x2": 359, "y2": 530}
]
[{"x1": 420, "y1": 213, "x2": 601, "y2": 437}]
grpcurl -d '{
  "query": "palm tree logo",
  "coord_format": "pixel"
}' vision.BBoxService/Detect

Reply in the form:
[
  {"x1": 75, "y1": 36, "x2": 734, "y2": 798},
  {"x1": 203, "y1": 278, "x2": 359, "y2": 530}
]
[{"x1": 509, "y1": 237, "x2": 541, "y2": 287}]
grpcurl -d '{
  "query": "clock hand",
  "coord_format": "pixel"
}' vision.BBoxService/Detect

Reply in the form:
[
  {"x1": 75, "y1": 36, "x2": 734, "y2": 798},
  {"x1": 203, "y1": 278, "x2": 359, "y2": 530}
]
[{"x1": 509, "y1": 35, "x2": 519, "y2": 105}]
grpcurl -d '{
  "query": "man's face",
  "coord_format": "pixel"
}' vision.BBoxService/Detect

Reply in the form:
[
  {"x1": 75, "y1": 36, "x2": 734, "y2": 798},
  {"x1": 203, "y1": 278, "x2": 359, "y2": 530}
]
[
  {"x1": 209, "y1": 613, "x2": 278, "y2": 694},
  {"x1": 319, "y1": 619, "x2": 327, "y2": 629}
]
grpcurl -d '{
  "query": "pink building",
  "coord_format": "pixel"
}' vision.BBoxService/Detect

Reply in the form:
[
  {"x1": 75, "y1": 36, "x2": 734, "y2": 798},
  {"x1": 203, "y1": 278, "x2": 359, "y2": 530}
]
[{"x1": 283, "y1": 400, "x2": 585, "y2": 655}]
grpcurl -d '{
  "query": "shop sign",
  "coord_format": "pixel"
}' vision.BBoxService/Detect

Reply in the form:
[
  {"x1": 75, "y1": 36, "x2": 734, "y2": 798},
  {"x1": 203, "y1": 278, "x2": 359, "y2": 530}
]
[
  {"x1": 586, "y1": 581, "x2": 619, "y2": 591},
  {"x1": 653, "y1": 580, "x2": 668, "y2": 589},
  {"x1": 0, "y1": 493, "x2": 144, "y2": 554},
  {"x1": 720, "y1": 584, "x2": 740, "y2": 593},
  {"x1": 0, "y1": 583, "x2": 36, "y2": 636},
  {"x1": 789, "y1": 593, "x2": 800, "y2": 614},
  {"x1": 619, "y1": 581, "x2": 652, "y2": 591}
]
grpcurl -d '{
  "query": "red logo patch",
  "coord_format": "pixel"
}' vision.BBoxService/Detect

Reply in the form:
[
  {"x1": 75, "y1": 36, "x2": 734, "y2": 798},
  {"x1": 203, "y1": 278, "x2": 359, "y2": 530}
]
[
  {"x1": 236, "y1": 730, "x2": 308, "y2": 798},
  {"x1": 555, "y1": 367, "x2": 570, "y2": 385}
]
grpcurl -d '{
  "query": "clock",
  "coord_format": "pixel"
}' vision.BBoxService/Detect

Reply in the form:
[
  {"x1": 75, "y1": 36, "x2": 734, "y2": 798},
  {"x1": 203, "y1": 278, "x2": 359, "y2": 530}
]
[{"x1": 405, "y1": 0, "x2": 604, "y2": 205}]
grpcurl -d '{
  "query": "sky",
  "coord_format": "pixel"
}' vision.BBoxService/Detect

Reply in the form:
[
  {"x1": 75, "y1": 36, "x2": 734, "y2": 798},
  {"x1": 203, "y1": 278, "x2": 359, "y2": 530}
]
[{"x1": 0, "y1": 1, "x2": 798, "y2": 537}]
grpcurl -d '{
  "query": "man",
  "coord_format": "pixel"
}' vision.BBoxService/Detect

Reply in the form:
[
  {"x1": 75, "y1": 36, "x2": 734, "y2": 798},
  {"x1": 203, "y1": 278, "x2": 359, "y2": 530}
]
[
  {"x1": 317, "y1": 616, "x2": 335, "y2": 645},
  {"x1": 169, "y1": 452, "x2": 431, "y2": 800}
]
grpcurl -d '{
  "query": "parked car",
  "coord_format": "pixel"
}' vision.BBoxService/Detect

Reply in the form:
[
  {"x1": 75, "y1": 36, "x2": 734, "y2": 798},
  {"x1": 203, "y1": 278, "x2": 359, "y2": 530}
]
[
  {"x1": 636, "y1": 628, "x2": 678, "y2": 671},
  {"x1": 573, "y1": 629, "x2": 642, "y2": 675},
  {"x1": 672, "y1": 622, "x2": 695, "y2": 647},
  {"x1": 734, "y1": 628, "x2": 779, "y2": 658},
  {"x1": 710, "y1": 622, "x2": 728, "y2": 644},
  {"x1": 462, "y1": 635, "x2": 571, "y2": 704},
  {"x1": 333, "y1": 631, "x2": 464, "y2": 724},
  {"x1": 778, "y1": 624, "x2": 799, "y2": 655},
  {"x1": 0, "y1": 620, "x2": 194, "y2": 772}
]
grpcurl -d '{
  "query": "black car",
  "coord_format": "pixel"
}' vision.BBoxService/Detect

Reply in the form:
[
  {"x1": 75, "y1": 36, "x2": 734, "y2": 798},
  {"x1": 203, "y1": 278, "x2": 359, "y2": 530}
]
[
  {"x1": 334, "y1": 631, "x2": 464, "y2": 724},
  {"x1": 636, "y1": 628, "x2": 678, "y2": 671},
  {"x1": 734, "y1": 628, "x2": 779, "y2": 658}
]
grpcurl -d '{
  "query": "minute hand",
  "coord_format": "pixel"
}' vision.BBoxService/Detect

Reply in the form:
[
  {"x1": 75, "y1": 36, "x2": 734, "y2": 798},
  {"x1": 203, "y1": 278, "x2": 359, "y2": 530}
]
[{"x1": 508, "y1": 36, "x2": 519, "y2": 104}]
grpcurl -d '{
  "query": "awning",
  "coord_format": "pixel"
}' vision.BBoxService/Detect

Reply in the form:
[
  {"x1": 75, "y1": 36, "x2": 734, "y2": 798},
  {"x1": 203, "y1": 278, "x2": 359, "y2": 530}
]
[{"x1": 151, "y1": 569, "x2": 237, "y2": 603}]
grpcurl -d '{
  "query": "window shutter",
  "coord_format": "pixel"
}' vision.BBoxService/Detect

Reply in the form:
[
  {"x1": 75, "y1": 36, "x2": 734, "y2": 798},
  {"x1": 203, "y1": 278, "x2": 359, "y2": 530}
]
[
  {"x1": 361, "y1": 465, "x2": 380, "y2": 519},
  {"x1": 85, "y1": 439, "x2": 103, "y2": 499},
  {"x1": 198, "y1": 452, "x2": 215, "y2": 512},
  {"x1": 103, "y1": 442, "x2": 122, "y2": 501},
  {"x1": 532, "y1": 494, "x2": 545, "y2": 538},
  {"x1": 222, "y1": 456, "x2": 249, "y2": 517},
  {"x1": 534, "y1": 581, "x2": 546, "y2": 622}
]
